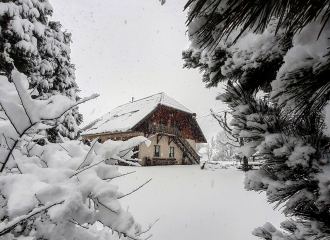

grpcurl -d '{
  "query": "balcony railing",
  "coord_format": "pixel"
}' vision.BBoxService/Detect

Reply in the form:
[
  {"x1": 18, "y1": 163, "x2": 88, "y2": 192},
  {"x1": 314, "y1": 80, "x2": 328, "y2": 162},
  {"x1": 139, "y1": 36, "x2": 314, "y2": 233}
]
[{"x1": 147, "y1": 123, "x2": 176, "y2": 136}]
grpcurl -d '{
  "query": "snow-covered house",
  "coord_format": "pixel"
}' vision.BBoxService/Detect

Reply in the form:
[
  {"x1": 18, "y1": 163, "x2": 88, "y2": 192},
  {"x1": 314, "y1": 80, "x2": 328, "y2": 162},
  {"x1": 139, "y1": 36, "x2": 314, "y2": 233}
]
[{"x1": 81, "y1": 92, "x2": 207, "y2": 165}]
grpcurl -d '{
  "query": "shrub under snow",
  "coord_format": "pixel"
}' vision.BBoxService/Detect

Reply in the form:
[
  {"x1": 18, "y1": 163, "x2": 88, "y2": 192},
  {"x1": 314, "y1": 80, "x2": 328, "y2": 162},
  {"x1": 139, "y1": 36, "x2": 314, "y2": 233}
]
[{"x1": 0, "y1": 70, "x2": 151, "y2": 240}]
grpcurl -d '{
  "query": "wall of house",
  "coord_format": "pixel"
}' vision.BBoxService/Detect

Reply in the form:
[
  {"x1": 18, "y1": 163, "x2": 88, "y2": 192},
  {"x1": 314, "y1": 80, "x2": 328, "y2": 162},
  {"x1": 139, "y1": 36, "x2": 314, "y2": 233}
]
[
  {"x1": 82, "y1": 132, "x2": 195, "y2": 165},
  {"x1": 186, "y1": 139, "x2": 196, "y2": 151},
  {"x1": 139, "y1": 134, "x2": 184, "y2": 165}
]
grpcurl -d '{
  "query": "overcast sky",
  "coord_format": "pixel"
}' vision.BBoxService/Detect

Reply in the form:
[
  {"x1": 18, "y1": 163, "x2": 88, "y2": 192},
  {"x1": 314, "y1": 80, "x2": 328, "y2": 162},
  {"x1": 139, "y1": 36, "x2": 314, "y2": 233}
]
[{"x1": 50, "y1": 0, "x2": 226, "y2": 140}]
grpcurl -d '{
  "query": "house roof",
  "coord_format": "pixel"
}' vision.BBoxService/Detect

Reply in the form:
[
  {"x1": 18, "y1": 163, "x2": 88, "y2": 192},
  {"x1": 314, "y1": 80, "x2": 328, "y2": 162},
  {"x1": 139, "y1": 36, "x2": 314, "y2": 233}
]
[{"x1": 81, "y1": 92, "x2": 193, "y2": 135}]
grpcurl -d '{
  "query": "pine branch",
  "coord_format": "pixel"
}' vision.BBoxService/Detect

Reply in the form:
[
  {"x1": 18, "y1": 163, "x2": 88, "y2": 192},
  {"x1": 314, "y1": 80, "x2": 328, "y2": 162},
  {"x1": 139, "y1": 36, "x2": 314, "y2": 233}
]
[{"x1": 185, "y1": 0, "x2": 330, "y2": 49}]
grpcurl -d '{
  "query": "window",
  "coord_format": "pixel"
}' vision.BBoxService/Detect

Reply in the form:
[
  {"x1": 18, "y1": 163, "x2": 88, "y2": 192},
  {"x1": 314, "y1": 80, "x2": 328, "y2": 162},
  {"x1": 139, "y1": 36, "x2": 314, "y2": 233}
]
[
  {"x1": 154, "y1": 145, "x2": 160, "y2": 157},
  {"x1": 169, "y1": 146, "x2": 174, "y2": 158}
]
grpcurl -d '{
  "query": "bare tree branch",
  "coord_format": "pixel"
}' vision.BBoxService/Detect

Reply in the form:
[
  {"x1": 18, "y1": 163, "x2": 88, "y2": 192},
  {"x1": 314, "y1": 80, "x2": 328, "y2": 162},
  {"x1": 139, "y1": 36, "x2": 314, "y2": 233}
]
[
  {"x1": 69, "y1": 219, "x2": 89, "y2": 229},
  {"x1": 0, "y1": 200, "x2": 64, "y2": 236},
  {"x1": 41, "y1": 95, "x2": 99, "y2": 122},
  {"x1": 0, "y1": 102, "x2": 20, "y2": 135},
  {"x1": 12, "y1": 79, "x2": 32, "y2": 125},
  {"x1": 218, "y1": 140, "x2": 240, "y2": 148},
  {"x1": 69, "y1": 160, "x2": 105, "y2": 178},
  {"x1": 0, "y1": 123, "x2": 37, "y2": 172},
  {"x1": 77, "y1": 138, "x2": 98, "y2": 170},
  {"x1": 119, "y1": 139, "x2": 149, "y2": 158},
  {"x1": 2, "y1": 134, "x2": 10, "y2": 150},
  {"x1": 105, "y1": 171, "x2": 136, "y2": 181},
  {"x1": 211, "y1": 109, "x2": 241, "y2": 144},
  {"x1": 137, "y1": 218, "x2": 159, "y2": 237},
  {"x1": 95, "y1": 198, "x2": 118, "y2": 214},
  {"x1": 26, "y1": 133, "x2": 38, "y2": 157},
  {"x1": 58, "y1": 144, "x2": 73, "y2": 158},
  {"x1": 118, "y1": 178, "x2": 152, "y2": 199}
]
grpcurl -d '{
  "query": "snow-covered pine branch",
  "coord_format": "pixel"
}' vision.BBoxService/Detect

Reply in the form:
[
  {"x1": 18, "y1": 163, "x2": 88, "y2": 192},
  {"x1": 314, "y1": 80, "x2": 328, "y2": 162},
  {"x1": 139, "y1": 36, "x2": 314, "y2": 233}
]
[{"x1": 184, "y1": 1, "x2": 330, "y2": 239}]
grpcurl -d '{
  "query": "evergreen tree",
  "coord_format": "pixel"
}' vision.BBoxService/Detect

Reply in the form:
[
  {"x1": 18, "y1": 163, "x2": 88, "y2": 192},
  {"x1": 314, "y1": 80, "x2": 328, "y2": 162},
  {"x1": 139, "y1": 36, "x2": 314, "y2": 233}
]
[
  {"x1": 184, "y1": 0, "x2": 330, "y2": 239},
  {"x1": 0, "y1": 0, "x2": 82, "y2": 142}
]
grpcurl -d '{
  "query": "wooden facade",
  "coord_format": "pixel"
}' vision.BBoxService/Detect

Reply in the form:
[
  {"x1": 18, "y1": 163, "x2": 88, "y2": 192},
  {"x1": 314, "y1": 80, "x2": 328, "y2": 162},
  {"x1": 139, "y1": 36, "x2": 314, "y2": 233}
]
[{"x1": 133, "y1": 105, "x2": 205, "y2": 143}]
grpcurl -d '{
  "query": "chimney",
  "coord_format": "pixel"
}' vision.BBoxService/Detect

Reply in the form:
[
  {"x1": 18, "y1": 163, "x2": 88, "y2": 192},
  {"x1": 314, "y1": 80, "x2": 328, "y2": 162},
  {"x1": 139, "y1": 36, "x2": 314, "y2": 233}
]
[{"x1": 131, "y1": 97, "x2": 134, "y2": 103}]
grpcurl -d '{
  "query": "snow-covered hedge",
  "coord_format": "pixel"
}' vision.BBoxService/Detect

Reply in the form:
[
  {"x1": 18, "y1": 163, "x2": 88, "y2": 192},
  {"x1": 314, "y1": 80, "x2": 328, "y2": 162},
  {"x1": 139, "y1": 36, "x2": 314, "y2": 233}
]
[{"x1": 0, "y1": 71, "x2": 151, "y2": 240}]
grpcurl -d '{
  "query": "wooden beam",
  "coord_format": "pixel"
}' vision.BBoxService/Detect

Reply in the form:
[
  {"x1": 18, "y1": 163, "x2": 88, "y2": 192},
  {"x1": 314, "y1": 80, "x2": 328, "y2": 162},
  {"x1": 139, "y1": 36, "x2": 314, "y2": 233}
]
[
  {"x1": 168, "y1": 136, "x2": 174, "y2": 145},
  {"x1": 157, "y1": 134, "x2": 163, "y2": 144}
]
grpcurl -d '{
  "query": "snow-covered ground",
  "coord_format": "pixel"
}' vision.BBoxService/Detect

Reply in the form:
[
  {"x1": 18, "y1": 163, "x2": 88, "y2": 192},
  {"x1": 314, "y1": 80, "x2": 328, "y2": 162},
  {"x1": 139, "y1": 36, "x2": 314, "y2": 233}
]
[{"x1": 113, "y1": 165, "x2": 286, "y2": 240}]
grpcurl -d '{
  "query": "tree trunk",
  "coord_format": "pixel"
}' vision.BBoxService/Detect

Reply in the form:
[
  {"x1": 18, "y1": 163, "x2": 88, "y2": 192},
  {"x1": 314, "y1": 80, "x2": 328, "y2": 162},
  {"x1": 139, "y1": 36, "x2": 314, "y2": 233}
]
[{"x1": 242, "y1": 156, "x2": 249, "y2": 172}]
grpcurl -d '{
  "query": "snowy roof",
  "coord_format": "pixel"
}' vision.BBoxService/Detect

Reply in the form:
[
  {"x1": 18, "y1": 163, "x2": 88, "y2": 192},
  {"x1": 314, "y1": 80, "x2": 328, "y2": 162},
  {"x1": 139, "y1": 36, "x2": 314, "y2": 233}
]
[{"x1": 82, "y1": 92, "x2": 193, "y2": 135}]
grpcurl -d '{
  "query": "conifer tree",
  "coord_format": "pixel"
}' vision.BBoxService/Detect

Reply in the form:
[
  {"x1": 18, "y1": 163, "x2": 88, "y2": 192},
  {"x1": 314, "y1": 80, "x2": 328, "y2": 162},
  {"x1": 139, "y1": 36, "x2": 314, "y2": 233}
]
[
  {"x1": 184, "y1": 0, "x2": 330, "y2": 239},
  {"x1": 0, "y1": 0, "x2": 82, "y2": 142}
]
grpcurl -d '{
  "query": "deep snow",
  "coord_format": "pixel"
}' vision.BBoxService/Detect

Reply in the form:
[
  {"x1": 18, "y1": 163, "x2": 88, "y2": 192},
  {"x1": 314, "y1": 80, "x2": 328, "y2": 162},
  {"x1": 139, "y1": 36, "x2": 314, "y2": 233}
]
[{"x1": 114, "y1": 165, "x2": 286, "y2": 240}]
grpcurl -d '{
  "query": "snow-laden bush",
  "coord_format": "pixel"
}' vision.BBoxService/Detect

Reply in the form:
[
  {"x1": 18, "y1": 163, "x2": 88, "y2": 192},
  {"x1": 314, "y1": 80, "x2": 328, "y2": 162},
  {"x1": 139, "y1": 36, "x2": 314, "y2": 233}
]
[{"x1": 0, "y1": 70, "x2": 151, "y2": 240}]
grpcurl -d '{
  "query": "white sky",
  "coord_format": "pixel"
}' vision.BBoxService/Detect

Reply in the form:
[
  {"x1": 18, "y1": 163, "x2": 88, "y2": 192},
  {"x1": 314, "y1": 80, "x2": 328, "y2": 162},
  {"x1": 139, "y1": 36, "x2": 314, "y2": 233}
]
[{"x1": 50, "y1": 0, "x2": 226, "y2": 139}]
